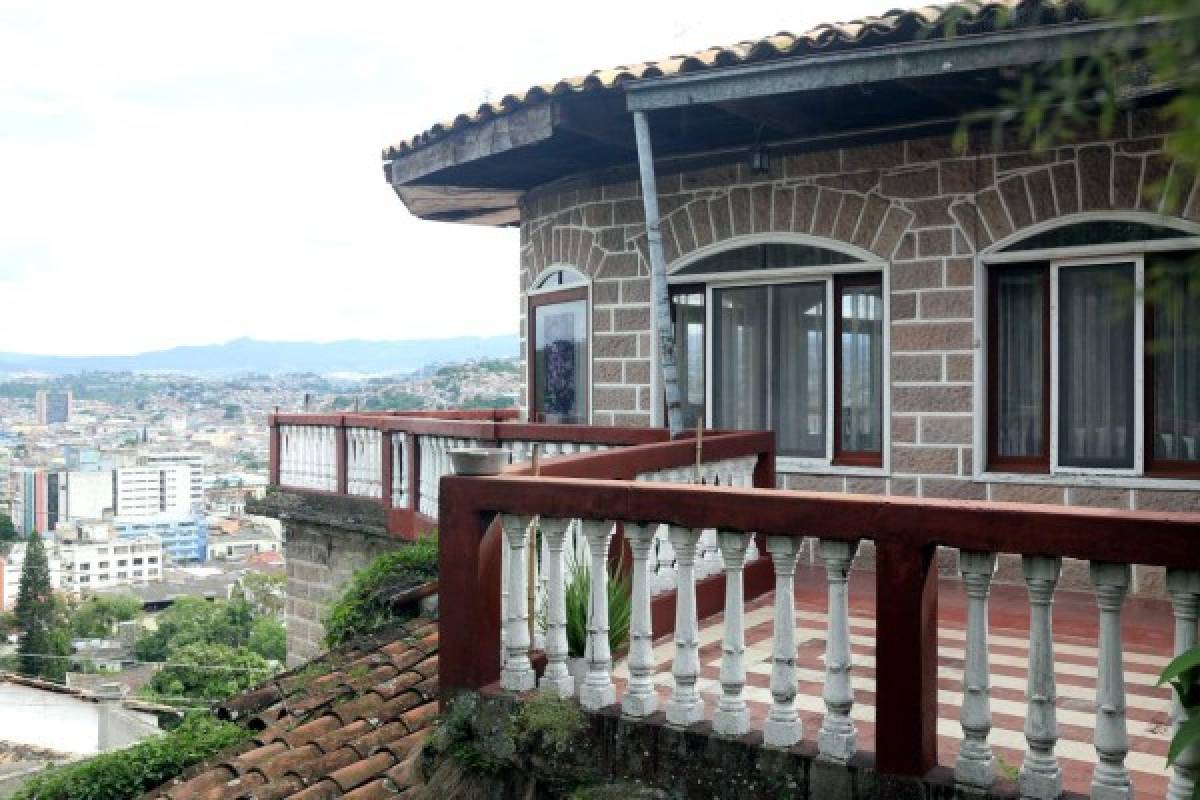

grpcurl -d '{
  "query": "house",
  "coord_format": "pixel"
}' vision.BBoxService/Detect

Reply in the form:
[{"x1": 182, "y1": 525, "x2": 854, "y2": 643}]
[{"x1": 259, "y1": 2, "x2": 1200, "y2": 798}]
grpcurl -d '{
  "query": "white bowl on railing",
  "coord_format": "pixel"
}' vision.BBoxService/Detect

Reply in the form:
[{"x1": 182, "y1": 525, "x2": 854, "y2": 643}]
[{"x1": 448, "y1": 447, "x2": 512, "y2": 476}]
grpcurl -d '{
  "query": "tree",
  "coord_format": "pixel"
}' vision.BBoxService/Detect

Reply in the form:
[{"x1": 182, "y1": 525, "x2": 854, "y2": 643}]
[
  {"x1": 247, "y1": 617, "x2": 286, "y2": 662},
  {"x1": 234, "y1": 572, "x2": 285, "y2": 617},
  {"x1": 142, "y1": 642, "x2": 270, "y2": 703},
  {"x1": 0, "y1": 514, "x2": 19, "y2": 542},
  {"x1": 14, "y1": 532, "x2": 70, "y2": 681},
  {"x1": 134, "y1": 596, "x2": 251, "y2": 662},
  {"x1": 70, "y1": 594, "x2": 142, "y2": 639}
]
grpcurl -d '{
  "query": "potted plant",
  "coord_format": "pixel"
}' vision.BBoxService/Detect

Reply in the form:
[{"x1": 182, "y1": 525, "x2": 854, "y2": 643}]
[{"x1": 561, "y1": 558, "x2": 632, "y2": 694}]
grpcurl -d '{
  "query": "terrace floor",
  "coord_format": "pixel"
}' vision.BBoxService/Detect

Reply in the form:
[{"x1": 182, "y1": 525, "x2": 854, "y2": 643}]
[{"x1": 615, "y1": 564, "x2": 1176, "y2": 799}]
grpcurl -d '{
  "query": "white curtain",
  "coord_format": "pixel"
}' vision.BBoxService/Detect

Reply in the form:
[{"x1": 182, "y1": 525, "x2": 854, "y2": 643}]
[
  {"x1": 1059, "y1": 263, "x2": 1135, "y2": 468},
  {"x1": 714, "y1": 287, "x2": 768, "y2": 433},
  {"x1": 776, "y1": 282, "x2": 826, "y2": 457},
  {"x1": 995, "y1": 267, "x2": 1045, "y2": 457},
  {"x1": 1151, "y1": 259, "x2": 1200, "y2": 462}
]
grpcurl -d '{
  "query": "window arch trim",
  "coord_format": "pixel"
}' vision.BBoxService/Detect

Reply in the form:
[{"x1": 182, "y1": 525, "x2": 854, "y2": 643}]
[
  {"x1": 981, "y1": 212, "x2": 1200, "y2": 265},
  {"x1": 668, "y1": 233, "x2": 883, "y2": 285}
]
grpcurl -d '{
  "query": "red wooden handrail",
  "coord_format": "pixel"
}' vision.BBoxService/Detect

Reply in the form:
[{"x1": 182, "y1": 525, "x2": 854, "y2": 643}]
[{"x1": 438, "y1": 471, "x2": 1200, "y2": 777}]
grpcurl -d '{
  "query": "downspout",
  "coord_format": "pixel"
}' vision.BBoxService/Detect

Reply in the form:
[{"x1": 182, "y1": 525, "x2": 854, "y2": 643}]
[{"x1": 632, "y1": 111, "x2": 684, "y2": 437}]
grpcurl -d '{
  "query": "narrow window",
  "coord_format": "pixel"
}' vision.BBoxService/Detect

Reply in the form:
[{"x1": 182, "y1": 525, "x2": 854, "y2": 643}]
[
  {"x1": 834, "y1": 275, "x2": 884, "y2": 466},
  {"x1": 1058, "y1": 262, "x2": 1136, "y2": 470},
  {"x1": 670, "y1": 287, "x2": 707, "y2": 431},
  {"x1": 775, "y1": 282, "x2": 826, "y2": 458},
  {"x1": 713, "y1": 286, "x2": 768, "y2": 433},
  {"x1": 1147, "y1": 253, "x2": 1200, "y2": 475},
  {"x1": 529, "y1": 290, "x2": 589, "y2": 424},
  {"x1": 988, "y1": 264, "x2": 1049, "y2": 470}
]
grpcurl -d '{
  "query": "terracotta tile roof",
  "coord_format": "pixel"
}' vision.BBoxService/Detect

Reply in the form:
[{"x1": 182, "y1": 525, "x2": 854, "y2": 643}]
[
  {"x1": 142, "y1": 617, "x2": 439, "y2": 800},
  {"x1": 382, "y1": 0, "x2": 1089, "y2": 160}
]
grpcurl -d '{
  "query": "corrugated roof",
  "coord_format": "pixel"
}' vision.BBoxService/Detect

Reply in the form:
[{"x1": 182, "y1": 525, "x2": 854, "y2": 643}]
[
  {"x1": 142, "y1": 616, "x2": 439, "y2": 800},
  {"x1": 382, "y1": 0, "x2": 1088, "y2": 160}
]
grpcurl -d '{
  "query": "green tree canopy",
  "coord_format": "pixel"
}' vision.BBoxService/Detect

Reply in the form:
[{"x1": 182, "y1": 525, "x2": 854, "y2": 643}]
[
  {"x1": 247, "y1": 616, "x2": 286, "y2": 662},
  {"x1": 134, "y1": 596, "x2": 255, "y2": 662},
  {"x1": 143, "y1": 642, "x2": 270, "y2": 703},
  {"x1": 70, "y1": 594, "x2": 142, "y2": 639}
]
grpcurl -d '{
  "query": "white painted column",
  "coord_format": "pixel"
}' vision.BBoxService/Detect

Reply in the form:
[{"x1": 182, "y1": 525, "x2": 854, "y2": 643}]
[
  {"x1": 579, "y1": 518, "x2": 616, "y2": 710},
  {"x1": 1020, "y1": 555, "x2": 1063, "y2": 800},
  {"x1": 623, "y1": 522, "x2": 658, "y2": 717},
  {"x1": 500, "y1": 513, "x2": 535, "y2": 692},
  {"x1": 714, "y1": 530, "x2": 752, "y2": 736},
  {"x1": 666, "y1": 525, "x2": 705, "y2": 726},
  {"x1": 817, "y1": 538, "x2": 858, "y2": 761},
  {"x1": 1091, "y1": 562, "x2": 1133, "y2": 800},
  {"x1": 539, "y1": 517, "x2": 574, "y2": 697},
  {"x1": 1167, "y1": 569, "x2": 1200, "y2": 800},
  {"x1": 764, "y1": 535, "x2": 802, "y2": 748},
  {"x1": 956, "y1": 550, "x2": 998, "y2": 789}
]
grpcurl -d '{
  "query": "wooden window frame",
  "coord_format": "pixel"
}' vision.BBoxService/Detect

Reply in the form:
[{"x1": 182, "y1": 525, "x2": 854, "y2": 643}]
[
  {"x1": 986, "y1": 263, "x2": 1051, "y2": 473},
  {"x1": 832, "y1": 272, "x2": 884, "y2": 468},
  {"x1": 987, "y1": 256, "x2": 1200, "y2": 479},
  {"x1": 1144, "y1": 268, "x2": 1200, "y2": 479},
  {"x1": 527, "y1": 286, "x2": 589, "y2": 425}
]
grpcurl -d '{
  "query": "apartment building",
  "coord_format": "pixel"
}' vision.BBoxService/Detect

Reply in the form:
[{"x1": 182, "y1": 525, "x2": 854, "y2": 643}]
[
  {"x1": 34, "y1": 389, "x2": 73, "y2": 426},
  {"x1": 0, "y1": 531, "x2": 162, "y2": 610}
]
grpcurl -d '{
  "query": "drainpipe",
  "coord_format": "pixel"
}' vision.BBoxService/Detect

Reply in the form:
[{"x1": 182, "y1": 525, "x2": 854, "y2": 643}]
[{"x1": 632, "y1": 111, "x2": 683, "y2": 437}]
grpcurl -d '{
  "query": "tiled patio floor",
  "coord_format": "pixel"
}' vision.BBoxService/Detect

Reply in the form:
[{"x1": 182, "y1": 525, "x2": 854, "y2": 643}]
[{"x1": 616, "y1": 563, "x2": 1176, "y2": 798}]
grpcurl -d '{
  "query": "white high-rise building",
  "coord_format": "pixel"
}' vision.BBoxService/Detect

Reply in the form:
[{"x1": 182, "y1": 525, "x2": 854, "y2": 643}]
[
  {"x1": 138, "y1": 453, "x2": 204, "y2": 513},
  {"x1": 114, "y1": 465, "x2": 192, "y2": 518},
  {"x1": 0, "y1": 529, "x2": 163, "y2": 610}
]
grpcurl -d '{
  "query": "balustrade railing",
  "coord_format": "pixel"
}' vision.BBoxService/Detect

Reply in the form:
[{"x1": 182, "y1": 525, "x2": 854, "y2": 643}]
[
  {"x1": 268, "y1": 409, "x2": 674, "y2": 538},
  {"x1": 439, "y1": 454, "x2": 1200, "y2": 795}
]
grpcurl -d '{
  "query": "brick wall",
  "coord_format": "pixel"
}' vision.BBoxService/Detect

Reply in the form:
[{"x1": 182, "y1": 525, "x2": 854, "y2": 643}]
[
  {"x1": 283, "y1": 521, "x2": 405, "y2": 665},
  {"x1": 515, "y1": 110, "x2": 1200, "y2": 522}
]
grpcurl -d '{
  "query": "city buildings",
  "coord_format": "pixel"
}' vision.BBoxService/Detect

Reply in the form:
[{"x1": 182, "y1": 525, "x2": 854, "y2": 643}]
[
  {"x1": 0, "y1": 528, "x2": 162, "y2": 610},
  {"x1": 113, "y1": 516, "x2": 206, "y2": 565},
  {"x1": 34, "y1": 389, "x2": 73, "y2": 426}
]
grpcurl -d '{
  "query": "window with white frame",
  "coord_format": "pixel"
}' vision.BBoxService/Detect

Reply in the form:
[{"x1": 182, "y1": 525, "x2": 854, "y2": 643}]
[
  {"x1": 984, "y1": 218, "x2": 1200, "y2": 478},
  {"x1": 670, "y1": 241, "x2": 886, "y2": 465}
]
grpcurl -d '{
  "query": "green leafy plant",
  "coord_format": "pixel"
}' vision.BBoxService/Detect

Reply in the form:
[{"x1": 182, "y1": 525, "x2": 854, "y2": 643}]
[
  {"x1": 563, "y1": 558, "x2": 631, "y2": 658},
  {"x1": 12, "y1": 713, "x2": 251, "y2": 800},
  {"x1": 141, "y1": 641, "x2": 271, "y2": 704},
  {"x1": 1158, "y1": 643, "x2": 1200, "y2": 779},
  {"x1": 324, "y1": 534, "x2": 438, "y2": 647}
]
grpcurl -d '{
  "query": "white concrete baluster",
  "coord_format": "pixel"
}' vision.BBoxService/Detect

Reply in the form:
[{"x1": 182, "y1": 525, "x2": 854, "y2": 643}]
[
  {"x1": 623, "y1": 522, "x2": 658, "y2": 717},
  {"x1": 539, "y1": 517, "x2": 573, "y2": 697},
  {"x1": 764, "y1": 535, "x2": 802, "y2": 748},
  {"x1": 956, "y1": 551, "x2": 998, "y2": 789},
  {"x1": 580, "y1": 518, "x2": 616, "y2": 710},
  {"x1": 714, "y1": 530, "x2": 752, "y2": 736},
  {"x1": 1090, "y1": 562, "x2": 1133, "y2": 800},
  {"x1": 817, "y1": 538, "x2": 858, "y2": 761},
  {"x1": 666, "y1": 525, "x2": 705, "y2": 726},
  {"x1": 1167, "y1": 570, "x2": 1200, "y2": 800},
  {"x1": 1020, "y1": 555, "x2": 1063, "y2": 800},
  {"x1": 500, "y1": 514, "x2": 535, "y2": 692}
]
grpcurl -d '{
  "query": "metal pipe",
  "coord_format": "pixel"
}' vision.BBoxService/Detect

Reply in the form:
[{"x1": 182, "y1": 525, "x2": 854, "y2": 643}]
[{"x1": 633, "y1": 110, "x2": 683, "y2": 437}]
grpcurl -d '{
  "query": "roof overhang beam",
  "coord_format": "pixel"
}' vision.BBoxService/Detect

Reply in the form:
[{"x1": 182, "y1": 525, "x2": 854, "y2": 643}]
[{"x1": 625, "y1": 18, "x2": 1163, "y2": 112}]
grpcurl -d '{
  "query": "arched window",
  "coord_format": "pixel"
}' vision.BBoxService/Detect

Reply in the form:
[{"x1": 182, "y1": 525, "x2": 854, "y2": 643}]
[
  {"x1": 982, "y1": 214, "x2": 1200, "y2": 477},
  {"x1": 667, "y1": 237, "x2": 886, "y2": 466},
  {"x1": 528, "y1": 266, "x2": 589, "y2": 424}
]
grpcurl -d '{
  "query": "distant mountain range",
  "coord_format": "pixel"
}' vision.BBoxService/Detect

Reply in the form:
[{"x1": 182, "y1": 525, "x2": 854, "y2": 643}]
[{"x1": 0, "y1": 335, "x2": 520, "y2": 376}]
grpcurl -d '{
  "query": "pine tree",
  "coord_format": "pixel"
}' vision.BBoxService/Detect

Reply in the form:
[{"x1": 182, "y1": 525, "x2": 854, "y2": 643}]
[{"x1": 14, "y1": 532, "x2": 69, "y2": 681}]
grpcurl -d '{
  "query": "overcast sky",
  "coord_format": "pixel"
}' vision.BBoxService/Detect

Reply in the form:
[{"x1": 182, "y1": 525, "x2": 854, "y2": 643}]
[{"x1": 0, "y1": 0, "x2": 889, "y2": 356}]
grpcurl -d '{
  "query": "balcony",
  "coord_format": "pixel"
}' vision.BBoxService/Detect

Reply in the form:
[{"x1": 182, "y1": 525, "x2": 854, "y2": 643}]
[{"x1": 267, "y1": 410, "x2": 1200, "y2": 797}]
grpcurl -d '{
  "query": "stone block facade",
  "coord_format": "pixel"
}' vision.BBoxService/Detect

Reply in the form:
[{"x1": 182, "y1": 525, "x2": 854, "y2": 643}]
[
  {"x1": 515, "y1": 110, "x2": 1199, "y2": 513},
  {"x1": 283, "y1": 521, "x2": 405, "y2": 665}
]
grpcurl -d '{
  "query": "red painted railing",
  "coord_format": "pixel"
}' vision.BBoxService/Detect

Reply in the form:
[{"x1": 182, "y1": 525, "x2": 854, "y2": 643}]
[{"x1": 438, "y1": 447, "x2": 1200, "y2": 782}]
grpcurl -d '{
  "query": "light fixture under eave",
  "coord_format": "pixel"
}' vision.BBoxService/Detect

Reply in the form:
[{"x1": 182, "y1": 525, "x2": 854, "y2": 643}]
[{"x1": 749, "y1": 145, "x2": 770, "y2": 175}]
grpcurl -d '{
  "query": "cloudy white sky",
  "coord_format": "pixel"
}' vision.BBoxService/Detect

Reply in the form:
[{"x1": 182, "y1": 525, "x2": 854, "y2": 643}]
[{"x1": 0, "y1": 0, "x2": 889, "y2": 356}]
